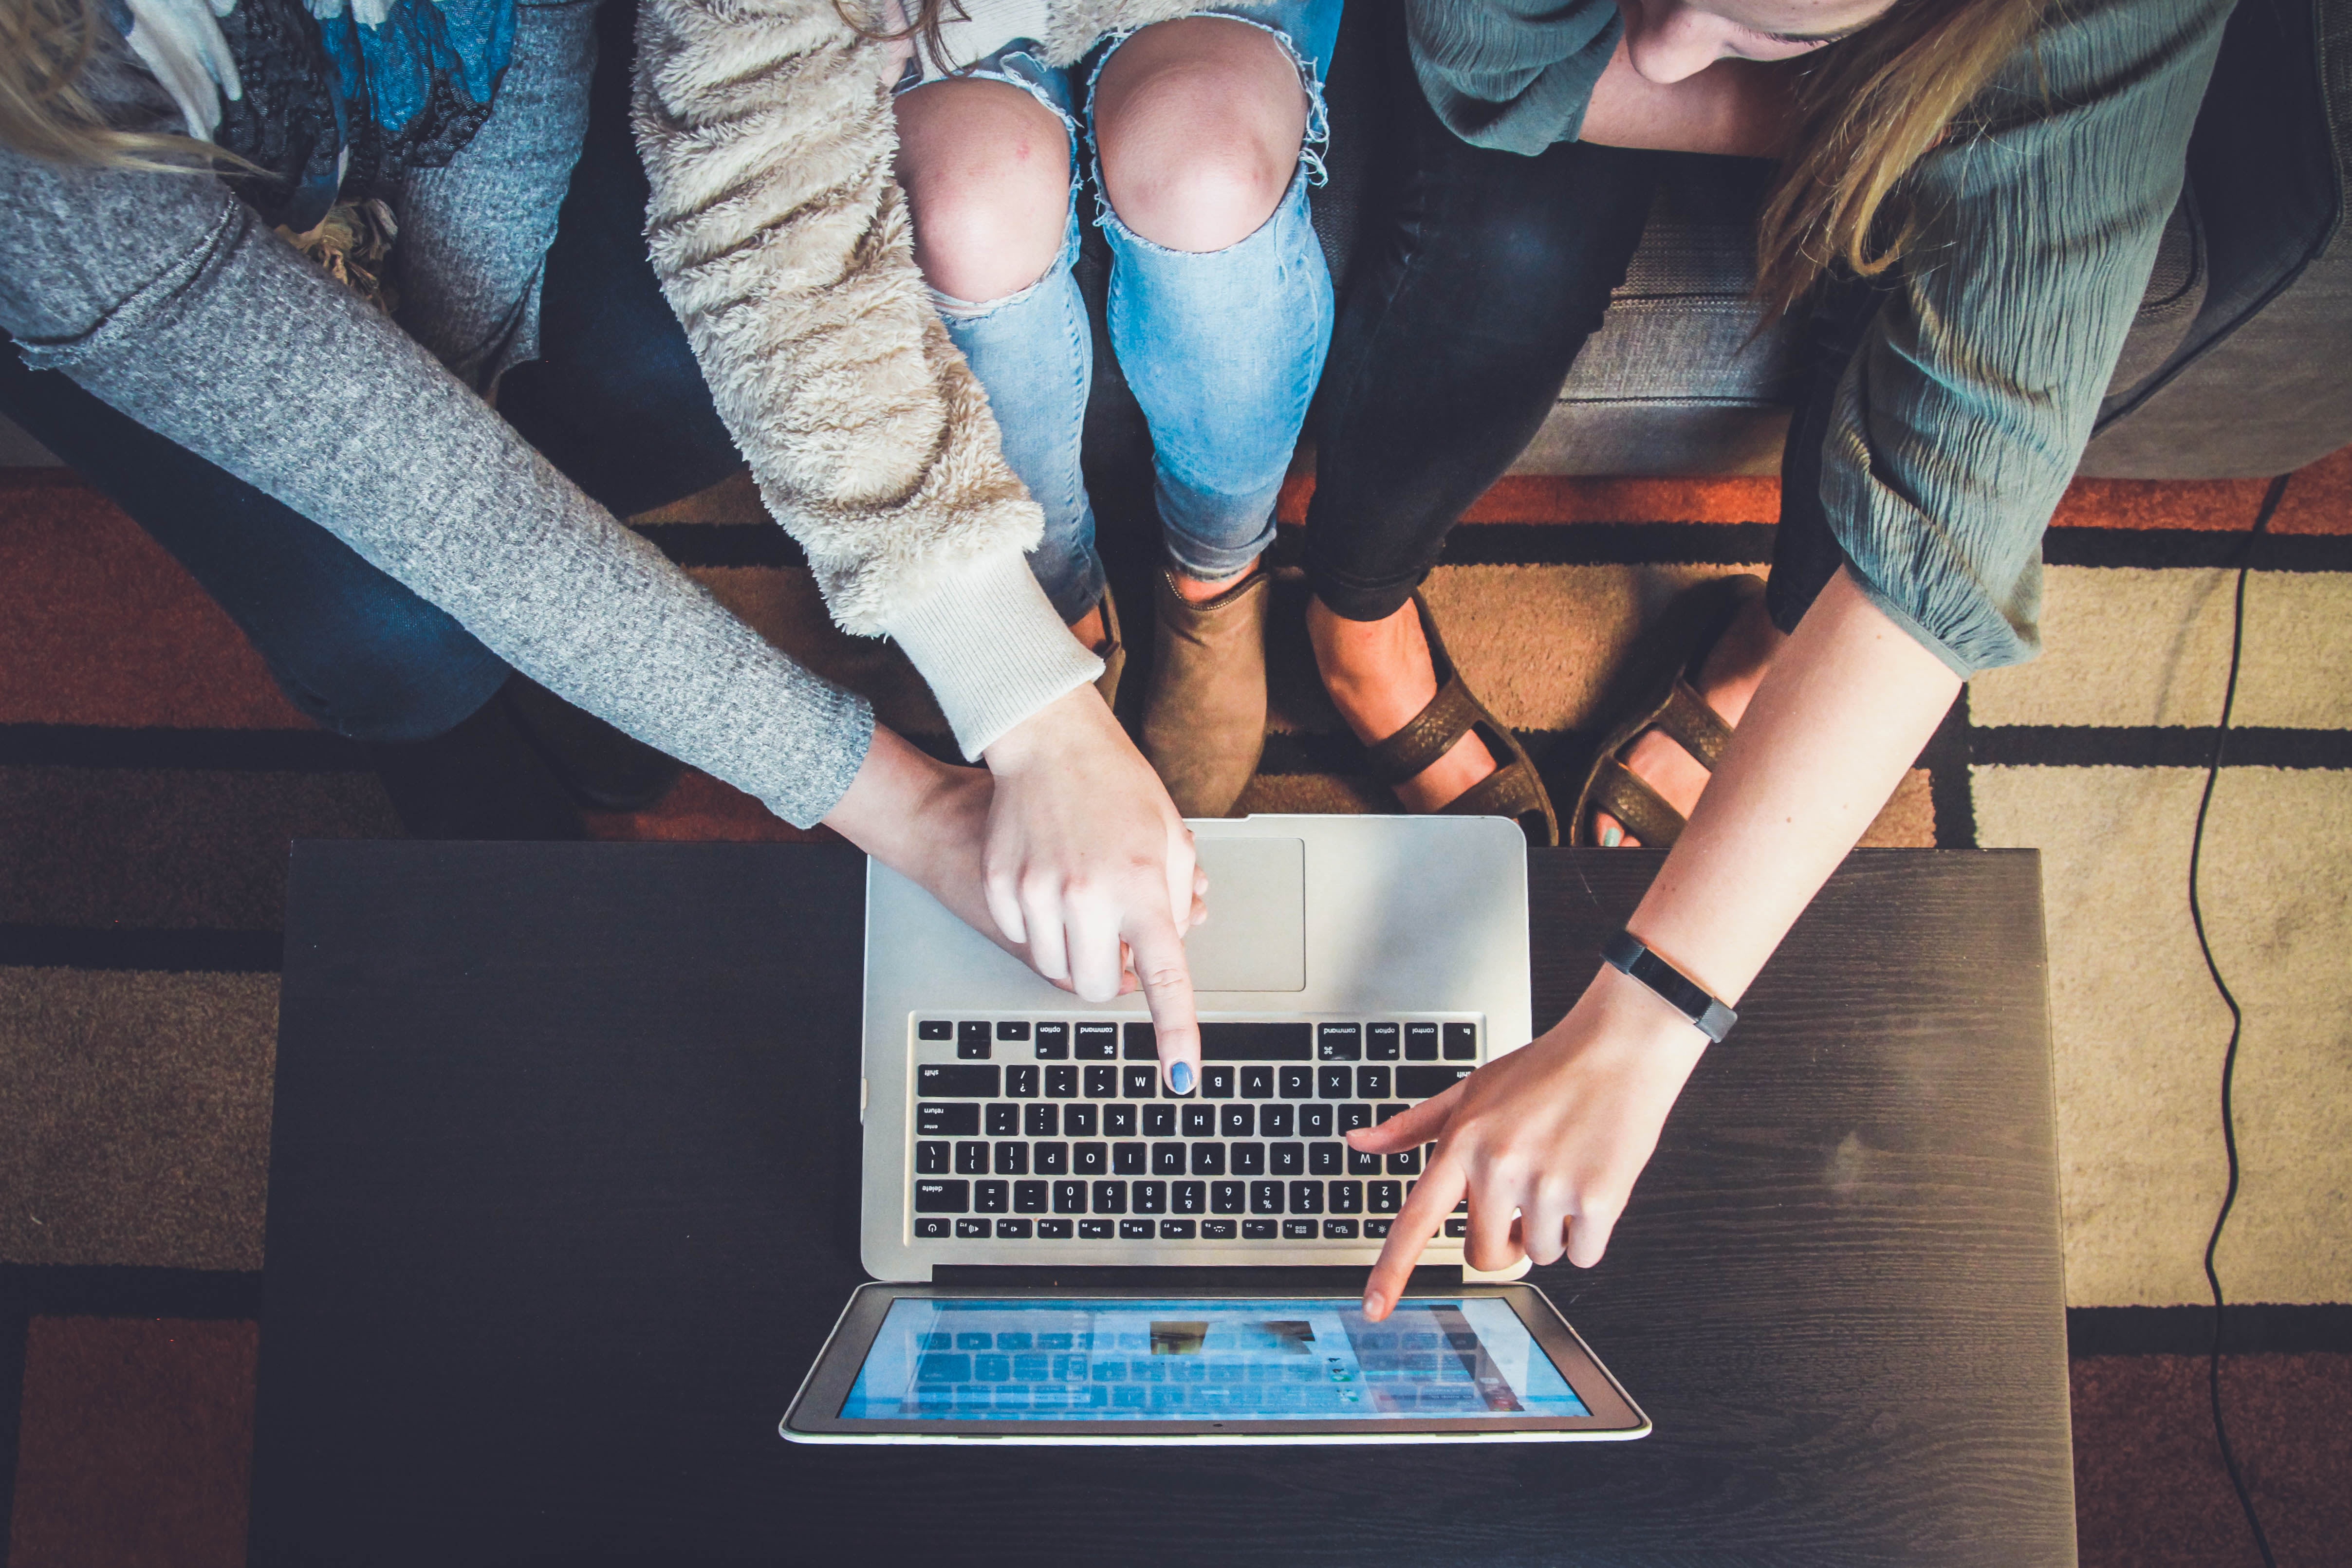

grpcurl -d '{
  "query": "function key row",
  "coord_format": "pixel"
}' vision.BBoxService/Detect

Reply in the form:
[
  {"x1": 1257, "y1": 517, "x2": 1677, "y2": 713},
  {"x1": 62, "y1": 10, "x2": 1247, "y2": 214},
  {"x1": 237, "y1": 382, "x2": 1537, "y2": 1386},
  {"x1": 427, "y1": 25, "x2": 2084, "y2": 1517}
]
[
  {"x1": 916, "y1": 1020, "x2": 1478, "y2": 1063},
  {"x1": 916, "y1": 1063, "x2": 1473, "y2": 1101}
]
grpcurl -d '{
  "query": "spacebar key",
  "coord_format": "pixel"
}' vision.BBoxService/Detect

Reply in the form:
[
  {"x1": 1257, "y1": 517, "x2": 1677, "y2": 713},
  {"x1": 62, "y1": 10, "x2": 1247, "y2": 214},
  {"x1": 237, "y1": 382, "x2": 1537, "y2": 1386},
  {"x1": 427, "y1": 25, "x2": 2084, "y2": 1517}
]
[{"x1": 1199, "y1": 1023, "x2": 1313, "y2": 1061}]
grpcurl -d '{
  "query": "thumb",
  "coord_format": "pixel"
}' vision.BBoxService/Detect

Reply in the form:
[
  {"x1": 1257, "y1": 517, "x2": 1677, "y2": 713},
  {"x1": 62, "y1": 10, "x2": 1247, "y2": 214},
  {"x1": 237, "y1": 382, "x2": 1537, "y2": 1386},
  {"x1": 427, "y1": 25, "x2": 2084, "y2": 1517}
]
[{"x1": 1347, "y1": 1082, "x2": 1461, "y2": 1152}]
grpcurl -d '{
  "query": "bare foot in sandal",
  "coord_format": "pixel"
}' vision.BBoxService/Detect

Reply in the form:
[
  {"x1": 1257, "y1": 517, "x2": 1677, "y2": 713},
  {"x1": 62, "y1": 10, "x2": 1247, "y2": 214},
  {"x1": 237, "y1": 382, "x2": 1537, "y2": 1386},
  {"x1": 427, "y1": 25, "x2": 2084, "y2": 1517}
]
[
  {"x1": 1593, "y1": 590, "x2": 1787, "y2": 847},
  {"x1": 1308, "y1": 595, "x2": 1498, "y2": 811}
]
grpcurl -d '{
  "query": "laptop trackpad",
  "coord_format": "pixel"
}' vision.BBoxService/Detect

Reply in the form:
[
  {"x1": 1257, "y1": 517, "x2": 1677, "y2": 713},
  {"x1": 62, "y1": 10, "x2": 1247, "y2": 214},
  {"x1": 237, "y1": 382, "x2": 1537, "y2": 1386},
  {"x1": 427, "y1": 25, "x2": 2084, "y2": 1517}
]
[{"x1": 1185, "y1": 836, "x2": 1305, "y2": 992}]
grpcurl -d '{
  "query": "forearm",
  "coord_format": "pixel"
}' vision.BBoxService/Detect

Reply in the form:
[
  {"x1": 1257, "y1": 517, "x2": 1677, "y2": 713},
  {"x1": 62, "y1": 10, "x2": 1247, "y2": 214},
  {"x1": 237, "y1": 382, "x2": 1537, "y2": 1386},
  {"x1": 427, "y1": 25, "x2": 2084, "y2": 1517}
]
[
  {"x1": 1625, "y1": 569, "x2": 1961, "y2": 1006},
  {"x1": 632, "y1": 0, "x2": 1096, "y2": 756},
  {"x1": 0, "y1": 151, "x2": 875, "y2": 827},
  {"x1": 1577, "y1": 41, "x2": 1797, "y2": 158}
]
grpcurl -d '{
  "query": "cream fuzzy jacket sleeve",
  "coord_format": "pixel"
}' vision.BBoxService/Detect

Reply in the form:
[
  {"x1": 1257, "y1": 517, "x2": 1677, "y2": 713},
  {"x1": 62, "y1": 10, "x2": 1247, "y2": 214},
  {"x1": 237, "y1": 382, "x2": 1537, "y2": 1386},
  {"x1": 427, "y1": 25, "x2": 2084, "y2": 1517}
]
[{"x1": 633, "y1": 0, "x2": 1193, "y2": 756}]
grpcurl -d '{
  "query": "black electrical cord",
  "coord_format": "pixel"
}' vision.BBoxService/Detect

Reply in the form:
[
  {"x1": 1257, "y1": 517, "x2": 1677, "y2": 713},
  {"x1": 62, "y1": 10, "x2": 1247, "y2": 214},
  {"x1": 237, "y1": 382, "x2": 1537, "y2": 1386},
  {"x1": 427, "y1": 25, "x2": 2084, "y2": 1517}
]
[{"x1": 2188, "y1": 471, "x2": 2290, "y2": 1568}]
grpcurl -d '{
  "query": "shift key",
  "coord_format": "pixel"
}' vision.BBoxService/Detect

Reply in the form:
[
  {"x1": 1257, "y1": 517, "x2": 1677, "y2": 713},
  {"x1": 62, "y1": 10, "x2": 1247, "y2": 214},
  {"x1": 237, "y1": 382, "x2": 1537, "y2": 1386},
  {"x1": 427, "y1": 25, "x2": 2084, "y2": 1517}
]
[
  {"x1": 1395, "y1": 1066, "x2": 1472, "y2": 1099},
  {"x1": 917, "y1": 1064, "x2": 1001, "y2": 1097}
]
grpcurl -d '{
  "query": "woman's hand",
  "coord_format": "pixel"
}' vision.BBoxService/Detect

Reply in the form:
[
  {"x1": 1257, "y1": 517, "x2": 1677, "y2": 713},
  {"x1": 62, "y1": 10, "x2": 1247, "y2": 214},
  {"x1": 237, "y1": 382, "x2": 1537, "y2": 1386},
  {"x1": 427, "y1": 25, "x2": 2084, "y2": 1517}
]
[
  {"x1": 1347, "y1": 964, "x2": 1709, "y2": 1320},
  {"x1": 822, "y1": 724, "x2": 1022, "y2": 954},
  {"x1": 980, "y1": 687, "x2": 1206, "y2": 1090}
]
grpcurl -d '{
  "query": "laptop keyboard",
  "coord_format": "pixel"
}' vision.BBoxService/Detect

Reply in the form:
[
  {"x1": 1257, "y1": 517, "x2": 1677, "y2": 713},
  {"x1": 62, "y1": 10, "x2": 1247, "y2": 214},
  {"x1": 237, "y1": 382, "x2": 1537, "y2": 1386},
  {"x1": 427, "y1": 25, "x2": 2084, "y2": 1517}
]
[{"x1": 906, "y1": 1018, "x2": 1479, "y2": 1244}]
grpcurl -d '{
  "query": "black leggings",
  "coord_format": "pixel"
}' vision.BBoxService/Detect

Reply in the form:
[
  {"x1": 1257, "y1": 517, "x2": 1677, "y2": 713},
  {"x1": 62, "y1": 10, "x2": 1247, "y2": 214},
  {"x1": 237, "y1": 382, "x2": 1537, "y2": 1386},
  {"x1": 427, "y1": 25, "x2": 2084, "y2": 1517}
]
[{"x1": 1305, "y1": 15, "x2": 1875, "y2": 634}]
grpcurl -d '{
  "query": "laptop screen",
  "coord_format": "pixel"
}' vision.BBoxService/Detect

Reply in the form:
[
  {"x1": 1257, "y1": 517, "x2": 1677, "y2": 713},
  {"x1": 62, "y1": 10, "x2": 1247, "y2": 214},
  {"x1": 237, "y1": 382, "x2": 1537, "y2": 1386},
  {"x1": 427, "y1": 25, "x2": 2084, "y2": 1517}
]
[{"x1": 837, "y1": 1296, "x2": 1591, "y2": 1422}]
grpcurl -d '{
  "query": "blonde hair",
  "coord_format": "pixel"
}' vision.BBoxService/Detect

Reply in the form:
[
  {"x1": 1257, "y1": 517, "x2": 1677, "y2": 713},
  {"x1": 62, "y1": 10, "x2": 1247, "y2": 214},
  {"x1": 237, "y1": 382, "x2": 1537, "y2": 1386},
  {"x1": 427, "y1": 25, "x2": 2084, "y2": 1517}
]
[
  {"x1": 1758, "y1": 0, "x2": 2049, "y2": 314},
  {"x1": 0, "y1": 0, "x2": 235, "y2": 166}
]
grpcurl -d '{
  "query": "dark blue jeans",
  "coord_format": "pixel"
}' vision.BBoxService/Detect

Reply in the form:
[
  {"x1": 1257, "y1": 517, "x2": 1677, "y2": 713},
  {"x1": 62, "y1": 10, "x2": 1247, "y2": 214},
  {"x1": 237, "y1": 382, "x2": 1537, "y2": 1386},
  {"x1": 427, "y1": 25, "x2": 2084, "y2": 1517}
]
[{"x1": 0, "y1": 0, "x2": 737, "y2": 742}]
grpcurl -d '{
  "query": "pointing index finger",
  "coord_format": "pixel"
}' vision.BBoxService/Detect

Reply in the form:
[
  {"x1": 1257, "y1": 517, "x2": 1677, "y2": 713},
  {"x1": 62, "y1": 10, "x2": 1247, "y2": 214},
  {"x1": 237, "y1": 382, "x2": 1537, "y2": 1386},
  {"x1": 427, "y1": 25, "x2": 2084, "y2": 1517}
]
[
  {"x1": 1125, "y1": 905, "x2": 1200, "y2": 1095},
  {"x1": 1360, "y1": 1154, "x2": 1464, "y2": 1322}
]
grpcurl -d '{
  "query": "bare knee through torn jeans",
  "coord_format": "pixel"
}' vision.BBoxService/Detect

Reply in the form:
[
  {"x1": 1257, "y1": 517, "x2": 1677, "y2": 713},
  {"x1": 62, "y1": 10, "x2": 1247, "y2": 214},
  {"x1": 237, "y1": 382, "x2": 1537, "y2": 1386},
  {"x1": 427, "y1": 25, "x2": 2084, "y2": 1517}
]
[{"x1": 909, "y1": 0, "x2": 1343, "y2": 623}]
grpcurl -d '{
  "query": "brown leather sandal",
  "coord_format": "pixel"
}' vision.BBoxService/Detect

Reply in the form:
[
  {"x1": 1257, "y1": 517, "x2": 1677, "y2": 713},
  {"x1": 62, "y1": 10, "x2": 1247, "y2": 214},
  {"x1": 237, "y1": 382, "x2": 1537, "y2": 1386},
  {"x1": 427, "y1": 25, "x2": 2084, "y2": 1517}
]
[
  {"x1": 1360, "y1": 591, "x2": 1559, "y2": 847},
  {"x1": 1571, "y1": 573, "x2": 1765, "y2": 848}
]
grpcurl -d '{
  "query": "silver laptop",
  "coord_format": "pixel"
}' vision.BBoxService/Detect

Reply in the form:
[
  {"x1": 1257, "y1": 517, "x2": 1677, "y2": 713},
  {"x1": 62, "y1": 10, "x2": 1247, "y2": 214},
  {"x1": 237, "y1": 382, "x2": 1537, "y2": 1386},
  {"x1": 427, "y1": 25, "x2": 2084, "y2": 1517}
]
[
  {"x1": 859, "y1": 813, "x2": 1534, "y2": 1281},
  {"x1": 785, "y1": 814, "x2": 1650, "y2": 1442}
]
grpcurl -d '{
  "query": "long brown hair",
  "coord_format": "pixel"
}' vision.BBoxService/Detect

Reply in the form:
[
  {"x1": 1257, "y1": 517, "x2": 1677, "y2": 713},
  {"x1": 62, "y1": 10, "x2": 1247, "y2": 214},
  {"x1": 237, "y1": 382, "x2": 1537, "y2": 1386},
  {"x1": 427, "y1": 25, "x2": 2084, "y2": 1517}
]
[
  {"x1": 1757, "y1": 0, "x2": 2049, "y2": 314},
  {"x1": 835, "y1": 0, "x2": 971, "y2": 70},
  {"x1": 0, "y1": 0, "x2": 225, "y2": 166}
]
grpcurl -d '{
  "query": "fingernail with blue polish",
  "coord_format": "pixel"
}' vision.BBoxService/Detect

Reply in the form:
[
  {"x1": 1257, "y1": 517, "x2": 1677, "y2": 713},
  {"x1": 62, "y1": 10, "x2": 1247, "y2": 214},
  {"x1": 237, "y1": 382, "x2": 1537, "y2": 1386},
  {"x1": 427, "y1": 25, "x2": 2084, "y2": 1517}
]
[
  {"x1": 1168, "y1": 1060, "x2": 1195, "y2": 1095},
  {"x1": 1599, "y1": 824, "x2": 1623, "y2": 848}
]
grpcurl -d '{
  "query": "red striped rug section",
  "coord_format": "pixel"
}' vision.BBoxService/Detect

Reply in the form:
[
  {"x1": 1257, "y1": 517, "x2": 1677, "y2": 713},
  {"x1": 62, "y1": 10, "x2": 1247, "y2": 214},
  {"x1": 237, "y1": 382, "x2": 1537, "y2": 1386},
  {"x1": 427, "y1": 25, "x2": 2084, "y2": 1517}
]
[
  {"x1": 1275, "y1": 444, "x2": 2352, "y2": 534},
  {"x1": 7, "y1": 1318, "x2": 256, "y2": 1568},
  {"x1": 0, "y1": 472, "x2": 306, "y2": 729}
]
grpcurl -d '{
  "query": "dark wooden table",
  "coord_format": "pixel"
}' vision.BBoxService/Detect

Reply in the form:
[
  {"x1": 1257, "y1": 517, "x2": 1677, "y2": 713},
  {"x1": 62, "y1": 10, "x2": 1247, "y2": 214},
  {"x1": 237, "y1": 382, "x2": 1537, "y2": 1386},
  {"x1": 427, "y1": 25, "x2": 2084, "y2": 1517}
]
[{"x1": 251, "y1": 841, "x2": 2073, "y2": 1567}]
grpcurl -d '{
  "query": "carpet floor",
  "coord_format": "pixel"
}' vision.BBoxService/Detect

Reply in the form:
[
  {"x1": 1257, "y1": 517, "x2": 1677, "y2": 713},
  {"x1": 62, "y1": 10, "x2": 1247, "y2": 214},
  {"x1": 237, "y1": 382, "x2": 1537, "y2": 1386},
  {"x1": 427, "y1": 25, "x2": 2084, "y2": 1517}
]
[{"x1": 2, "y1": 452, "x2": 2347, "y2": 1564}]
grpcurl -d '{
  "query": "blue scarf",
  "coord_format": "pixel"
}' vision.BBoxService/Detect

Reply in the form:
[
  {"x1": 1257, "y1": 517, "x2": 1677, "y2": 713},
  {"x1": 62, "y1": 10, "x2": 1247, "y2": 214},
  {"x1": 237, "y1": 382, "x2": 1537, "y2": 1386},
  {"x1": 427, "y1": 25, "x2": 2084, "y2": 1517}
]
[{"x1": 109, "y1": 0, "x2": 519, "y2": 230}]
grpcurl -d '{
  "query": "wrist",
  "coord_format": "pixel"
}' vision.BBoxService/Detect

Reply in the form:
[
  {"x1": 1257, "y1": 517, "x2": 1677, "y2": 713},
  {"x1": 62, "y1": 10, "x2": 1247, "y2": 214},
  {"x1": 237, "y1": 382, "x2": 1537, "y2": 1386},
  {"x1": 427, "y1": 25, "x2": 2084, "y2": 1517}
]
[
  {"x1": 1577, "y1": 963, "x2": 1716, "y2": 1069},
  {"x1": 823, "y1": 726, "x2": 959, "y2": 858},
  {"x1": 980, "y1": 684, "x2": 1107, "y2": 774}
]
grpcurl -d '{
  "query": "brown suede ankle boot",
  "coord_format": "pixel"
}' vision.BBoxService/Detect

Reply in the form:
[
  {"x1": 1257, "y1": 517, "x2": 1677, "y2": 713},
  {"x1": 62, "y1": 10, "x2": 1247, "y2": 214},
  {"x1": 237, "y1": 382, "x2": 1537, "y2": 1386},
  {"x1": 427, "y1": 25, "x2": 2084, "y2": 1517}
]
[{"x1": 1141, "y1": 567, "x2": 1270, "y2": 817}]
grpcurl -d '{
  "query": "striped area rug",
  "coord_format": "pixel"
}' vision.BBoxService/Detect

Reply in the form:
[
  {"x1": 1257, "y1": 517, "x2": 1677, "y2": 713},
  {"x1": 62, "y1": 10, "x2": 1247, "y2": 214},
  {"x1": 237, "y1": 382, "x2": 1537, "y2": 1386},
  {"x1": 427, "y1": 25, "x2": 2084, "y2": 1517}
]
[{"x1": 2, "y1": 456, "x2": 2347, "y2": 1564}]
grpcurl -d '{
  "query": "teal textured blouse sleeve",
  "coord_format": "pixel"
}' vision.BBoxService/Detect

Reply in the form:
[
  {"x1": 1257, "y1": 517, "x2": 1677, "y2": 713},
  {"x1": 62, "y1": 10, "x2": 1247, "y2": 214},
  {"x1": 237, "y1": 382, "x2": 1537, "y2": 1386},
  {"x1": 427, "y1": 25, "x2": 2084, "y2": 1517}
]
[
  {"x1": 1404, "y1": 0, "x2": 1621, "y2": 155},
  {"x1": 1818, "y1": 0, "x2": 2233, "y2": 675}
]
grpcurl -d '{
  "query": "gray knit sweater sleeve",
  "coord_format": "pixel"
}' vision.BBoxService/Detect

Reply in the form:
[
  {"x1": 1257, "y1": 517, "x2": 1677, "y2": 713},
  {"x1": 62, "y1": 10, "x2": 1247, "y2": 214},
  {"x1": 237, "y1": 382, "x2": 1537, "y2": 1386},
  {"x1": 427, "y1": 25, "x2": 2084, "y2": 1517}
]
[
  {"x1": 0, "y1": 143, "x2": 874, "y2": 827},
  {"x1": 1819, "y1": 0, "x2": 2232, "y2": 674}
]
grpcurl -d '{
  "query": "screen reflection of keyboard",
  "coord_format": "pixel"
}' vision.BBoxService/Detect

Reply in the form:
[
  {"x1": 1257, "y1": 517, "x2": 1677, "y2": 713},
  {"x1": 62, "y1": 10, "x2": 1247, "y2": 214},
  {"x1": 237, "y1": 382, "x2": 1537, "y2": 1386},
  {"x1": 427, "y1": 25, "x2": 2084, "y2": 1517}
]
[
  {"x1": 907, "y1": 1019, "x2": 1480, "y2": 1243},
  {"x1": 905, "y1": 1330, "x2": 1502, "y2": 1416}
]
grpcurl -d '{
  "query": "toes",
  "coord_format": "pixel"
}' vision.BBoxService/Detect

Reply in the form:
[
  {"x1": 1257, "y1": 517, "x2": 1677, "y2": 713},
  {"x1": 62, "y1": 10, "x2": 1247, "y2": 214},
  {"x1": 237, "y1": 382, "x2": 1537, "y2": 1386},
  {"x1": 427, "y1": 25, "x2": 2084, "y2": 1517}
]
[{"x1": 1589, "y1": 810, "x2": 1641, "y2": 849}]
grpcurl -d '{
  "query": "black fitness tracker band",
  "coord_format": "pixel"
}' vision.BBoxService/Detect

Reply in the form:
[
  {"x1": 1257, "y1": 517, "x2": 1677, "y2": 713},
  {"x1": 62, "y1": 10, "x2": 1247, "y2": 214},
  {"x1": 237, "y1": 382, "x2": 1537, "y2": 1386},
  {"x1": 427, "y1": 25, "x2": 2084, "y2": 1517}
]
[{"x1": 1600, "y1": 929, "x2": 1739, "y2": 1043}]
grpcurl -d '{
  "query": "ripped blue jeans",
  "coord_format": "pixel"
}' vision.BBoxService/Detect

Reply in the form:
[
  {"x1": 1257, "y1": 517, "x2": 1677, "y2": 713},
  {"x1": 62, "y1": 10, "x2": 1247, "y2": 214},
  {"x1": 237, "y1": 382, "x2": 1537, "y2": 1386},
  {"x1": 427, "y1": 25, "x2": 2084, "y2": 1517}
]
[{"x1": 912, "y1": 0, "x2": 1342, "y2": 623}]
